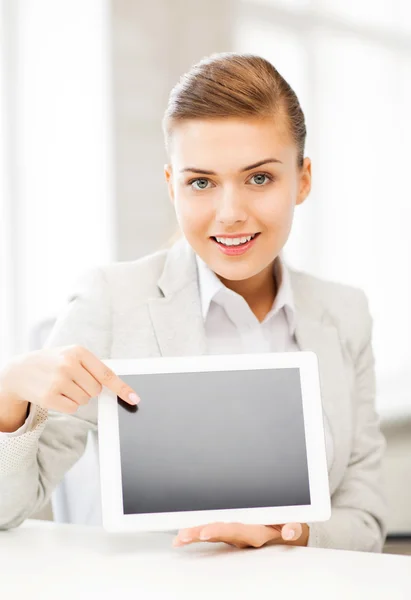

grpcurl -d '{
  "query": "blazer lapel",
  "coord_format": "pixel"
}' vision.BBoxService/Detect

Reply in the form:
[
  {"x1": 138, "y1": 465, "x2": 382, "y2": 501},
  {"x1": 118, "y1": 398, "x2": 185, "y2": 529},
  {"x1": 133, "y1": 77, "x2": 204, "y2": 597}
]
[
  {"x1": 148, "y1": 239, "x2": 207, "y2": 357},
  {"x1": 290, "y1": 271, "x2": 352, "y2": 495}
]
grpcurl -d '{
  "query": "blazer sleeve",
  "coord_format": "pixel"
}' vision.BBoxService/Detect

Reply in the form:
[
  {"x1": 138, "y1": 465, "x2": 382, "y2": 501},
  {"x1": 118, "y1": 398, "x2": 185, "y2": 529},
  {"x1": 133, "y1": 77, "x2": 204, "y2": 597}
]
[
  {"x1": 0, "y1": 268, "x2": 112, "y2": 529},
  {"x1": 307, "y1": 292, "x2": 387, "y2": 551}
]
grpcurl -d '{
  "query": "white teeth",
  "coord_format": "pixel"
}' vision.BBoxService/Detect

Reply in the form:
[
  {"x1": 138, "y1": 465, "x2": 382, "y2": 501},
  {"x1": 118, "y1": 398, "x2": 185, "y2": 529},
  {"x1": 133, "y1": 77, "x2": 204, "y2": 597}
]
[{"x1": 215, "y1": 234, "x2": 255, "y2": 246}]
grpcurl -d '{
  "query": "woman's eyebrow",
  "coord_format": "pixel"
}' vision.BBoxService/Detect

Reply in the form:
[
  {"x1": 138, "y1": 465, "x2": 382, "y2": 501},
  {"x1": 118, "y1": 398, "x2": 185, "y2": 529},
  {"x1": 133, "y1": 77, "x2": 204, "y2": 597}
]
[
  {"x1": 179, "y1": 158, "x2": 282, "y2": 175},
  {"x1": 240, "y1": 158, "x2": 282, "y2": 172}
]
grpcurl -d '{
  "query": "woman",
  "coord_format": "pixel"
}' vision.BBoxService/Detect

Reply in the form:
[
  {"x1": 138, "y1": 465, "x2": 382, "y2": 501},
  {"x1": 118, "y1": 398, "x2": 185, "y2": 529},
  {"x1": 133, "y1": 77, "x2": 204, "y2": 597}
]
[{"x1": 0, "y1": 53, "x2": 386, "y2": 551}]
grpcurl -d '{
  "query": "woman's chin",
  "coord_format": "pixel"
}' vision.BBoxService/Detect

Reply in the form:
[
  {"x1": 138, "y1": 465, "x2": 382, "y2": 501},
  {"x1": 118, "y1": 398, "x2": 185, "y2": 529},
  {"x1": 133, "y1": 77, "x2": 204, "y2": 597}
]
[{"x1": 209, "y1": 258, "x2": 261, "y2": 282}]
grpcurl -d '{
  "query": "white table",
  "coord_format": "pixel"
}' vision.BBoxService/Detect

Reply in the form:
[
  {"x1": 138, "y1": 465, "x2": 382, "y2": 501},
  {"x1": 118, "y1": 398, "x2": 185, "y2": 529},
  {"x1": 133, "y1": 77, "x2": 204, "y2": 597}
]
[{"x1": 0, "y1": 520, "x2": 410, "y2": 599}]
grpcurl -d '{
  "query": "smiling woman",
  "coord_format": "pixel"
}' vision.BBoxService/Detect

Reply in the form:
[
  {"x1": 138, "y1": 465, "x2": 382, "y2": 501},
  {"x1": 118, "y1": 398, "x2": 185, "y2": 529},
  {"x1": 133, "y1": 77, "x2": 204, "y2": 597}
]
[
  {"x1": 162, "y1": 53, "x2": 311, "y2": 315},
  {"x1": 0, "y1": 53, "x2": 386, "y2": 555}
]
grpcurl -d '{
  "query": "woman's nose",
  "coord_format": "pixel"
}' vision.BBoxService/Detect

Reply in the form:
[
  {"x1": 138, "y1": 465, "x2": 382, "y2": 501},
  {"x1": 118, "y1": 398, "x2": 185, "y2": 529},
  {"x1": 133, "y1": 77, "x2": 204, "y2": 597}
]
[{"x1": 215, "y1": 188, "x2": 248, "y2": 225}]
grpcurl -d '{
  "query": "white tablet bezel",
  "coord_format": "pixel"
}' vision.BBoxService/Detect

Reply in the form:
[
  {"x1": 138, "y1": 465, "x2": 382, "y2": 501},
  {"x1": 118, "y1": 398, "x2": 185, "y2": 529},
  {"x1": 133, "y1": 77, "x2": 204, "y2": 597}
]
[{"x1": 98, "y1": 351, "x2": 331, "y2": 532}]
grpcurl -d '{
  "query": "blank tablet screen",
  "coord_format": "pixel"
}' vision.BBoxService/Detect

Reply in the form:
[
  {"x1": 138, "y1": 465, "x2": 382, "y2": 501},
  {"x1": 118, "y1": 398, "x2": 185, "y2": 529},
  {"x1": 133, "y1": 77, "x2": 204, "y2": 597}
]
[{"x1": 117, "y1": 368, "x2": 311, "y2": 515}]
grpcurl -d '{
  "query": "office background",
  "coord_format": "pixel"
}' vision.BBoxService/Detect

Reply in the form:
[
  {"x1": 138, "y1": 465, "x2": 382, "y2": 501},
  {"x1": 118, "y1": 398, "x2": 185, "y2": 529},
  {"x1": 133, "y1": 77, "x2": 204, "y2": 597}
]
[{"x1": 0, "y1": 0, "x2": 410, "y2": 548}]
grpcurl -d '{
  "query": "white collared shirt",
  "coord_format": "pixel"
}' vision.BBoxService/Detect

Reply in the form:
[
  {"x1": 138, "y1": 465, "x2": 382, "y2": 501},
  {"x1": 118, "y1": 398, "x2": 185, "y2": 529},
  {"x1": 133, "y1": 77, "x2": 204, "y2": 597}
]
[{"x1": 195, "y1": 254, "x2": 334, "y2": 471}]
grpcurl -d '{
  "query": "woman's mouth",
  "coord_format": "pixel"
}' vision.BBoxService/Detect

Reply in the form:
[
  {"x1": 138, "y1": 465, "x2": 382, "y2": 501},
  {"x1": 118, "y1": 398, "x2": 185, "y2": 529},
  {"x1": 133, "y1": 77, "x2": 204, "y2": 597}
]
[{"x1": 210, "y1": 233, "x2": 260, "y2": 256}]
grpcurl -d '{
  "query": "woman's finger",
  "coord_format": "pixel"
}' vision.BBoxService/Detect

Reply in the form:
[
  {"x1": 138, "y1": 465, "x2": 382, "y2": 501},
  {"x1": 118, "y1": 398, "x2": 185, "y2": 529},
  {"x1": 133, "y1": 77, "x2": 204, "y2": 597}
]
[
  {"x1": 75, "y1": 347, "x2": 139, "y2": 405},
  {"x1": 60, "y1": 379, "x2": 91, "y2": 406},
  {"x1": 173, "y1": 522, "x2": 281, "y2": 548},
  {"x1": 71, "y1": 364, "x2": 103, "y2": 399},
  {"x1": 173, "y1": 524, "x2": 207, "y2": 546},
  {"x1": 205, "y1": 523, "x2": 280, "y2": 548},
  {"x1": 53, "y1": 394, "x2": 81, "y2": 414},
  {"x1": 281, "y1": 522, "x2": 303, "y2": 541}
]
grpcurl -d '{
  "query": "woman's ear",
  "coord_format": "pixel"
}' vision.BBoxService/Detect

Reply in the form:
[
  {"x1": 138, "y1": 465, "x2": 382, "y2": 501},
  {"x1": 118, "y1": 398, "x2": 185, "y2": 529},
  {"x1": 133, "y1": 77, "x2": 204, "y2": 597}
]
[
  {"x1": 164, "y1": 164, "x2": 175, "y2": 204},
  {"x1": 296, "y1": 157, "x2": 312, "y2": 206}
]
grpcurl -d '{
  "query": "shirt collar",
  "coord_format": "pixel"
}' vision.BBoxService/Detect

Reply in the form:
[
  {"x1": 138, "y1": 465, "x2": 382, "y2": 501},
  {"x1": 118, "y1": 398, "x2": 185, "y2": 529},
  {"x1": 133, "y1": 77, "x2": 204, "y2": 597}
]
[{"x1": 195, "y1": 253, "x2": 296, "y2": 334}]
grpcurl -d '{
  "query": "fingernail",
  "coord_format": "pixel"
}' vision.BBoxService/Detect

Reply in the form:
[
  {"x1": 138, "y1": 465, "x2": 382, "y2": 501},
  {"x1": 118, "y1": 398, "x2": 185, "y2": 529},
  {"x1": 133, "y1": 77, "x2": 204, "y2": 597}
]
[
  {"x1": 285, "y1": 529, "x2": 295, "y2": 540},
  {"x1": 180, "y1": 536, "x2": 192, "y2": 543},
  {"x1": 128, "y1": 393, "x2": 139, "y2": 405}
]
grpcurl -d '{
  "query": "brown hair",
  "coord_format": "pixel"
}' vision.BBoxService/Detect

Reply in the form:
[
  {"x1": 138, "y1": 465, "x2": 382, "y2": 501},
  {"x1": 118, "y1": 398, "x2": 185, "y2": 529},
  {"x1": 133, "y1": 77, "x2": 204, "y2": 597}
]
[{"x1": 162, "y1": 52, "x2": 306, "y2": 167}]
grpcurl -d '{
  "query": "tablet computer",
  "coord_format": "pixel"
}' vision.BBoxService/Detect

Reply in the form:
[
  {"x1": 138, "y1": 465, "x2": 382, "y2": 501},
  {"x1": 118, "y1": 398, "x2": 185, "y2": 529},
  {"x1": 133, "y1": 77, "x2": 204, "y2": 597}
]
[{"x1": 98, "y1": 352, "x2": 331, "y2": 532}]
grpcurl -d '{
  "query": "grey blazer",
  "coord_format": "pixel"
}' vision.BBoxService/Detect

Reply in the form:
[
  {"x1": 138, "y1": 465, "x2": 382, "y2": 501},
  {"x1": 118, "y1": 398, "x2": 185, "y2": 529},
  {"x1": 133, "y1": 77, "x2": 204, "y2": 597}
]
[{"x1": 0, "y1": 239, "x2": 387, "y2": 551}]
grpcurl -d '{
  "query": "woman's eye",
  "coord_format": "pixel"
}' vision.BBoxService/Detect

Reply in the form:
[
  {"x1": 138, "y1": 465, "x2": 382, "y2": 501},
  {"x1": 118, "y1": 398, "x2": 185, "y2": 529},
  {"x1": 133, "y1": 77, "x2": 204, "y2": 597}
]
[
  {"x1": 190, "y1": 178, "x2": 211, "y2": 190},
  {"x1": 249, "y1": 173, "x2": 272, "y2": 186}
]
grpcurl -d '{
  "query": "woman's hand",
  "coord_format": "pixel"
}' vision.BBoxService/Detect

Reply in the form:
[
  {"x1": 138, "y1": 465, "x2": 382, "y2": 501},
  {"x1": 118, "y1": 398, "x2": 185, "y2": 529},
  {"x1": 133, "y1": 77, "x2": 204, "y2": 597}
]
[
  {"x1": 0, "y1": 345, "x2": 139, "y2": 428},
  {"x1": 173, "y1": 522, "x2": 309, "y2": 549}
]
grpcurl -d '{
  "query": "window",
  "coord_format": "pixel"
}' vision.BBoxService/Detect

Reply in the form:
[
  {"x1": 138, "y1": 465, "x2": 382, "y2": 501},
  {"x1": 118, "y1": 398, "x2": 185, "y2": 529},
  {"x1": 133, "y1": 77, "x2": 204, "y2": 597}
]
[{"x1": 0, "y1": 0, "x2": 114, "y2": 363}]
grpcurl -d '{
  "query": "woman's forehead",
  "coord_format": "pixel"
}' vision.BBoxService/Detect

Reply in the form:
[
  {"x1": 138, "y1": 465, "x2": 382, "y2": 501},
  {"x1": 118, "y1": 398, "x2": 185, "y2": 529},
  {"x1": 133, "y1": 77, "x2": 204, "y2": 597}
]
[{"x1": 170, "y1": 117, "x2": 295, "y2": 170}]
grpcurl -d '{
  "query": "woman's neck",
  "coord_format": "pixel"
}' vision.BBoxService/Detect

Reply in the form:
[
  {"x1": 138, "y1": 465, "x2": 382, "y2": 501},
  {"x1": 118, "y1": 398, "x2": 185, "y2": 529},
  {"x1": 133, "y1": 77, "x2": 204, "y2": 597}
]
[{"x1": 218, "y1": 260, "x2": 279, "y2": 322}]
